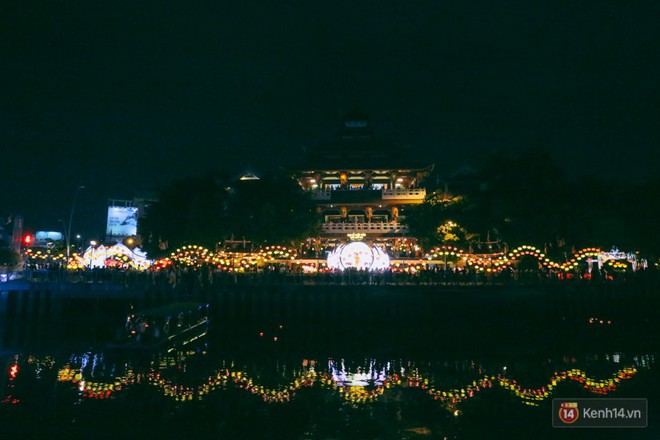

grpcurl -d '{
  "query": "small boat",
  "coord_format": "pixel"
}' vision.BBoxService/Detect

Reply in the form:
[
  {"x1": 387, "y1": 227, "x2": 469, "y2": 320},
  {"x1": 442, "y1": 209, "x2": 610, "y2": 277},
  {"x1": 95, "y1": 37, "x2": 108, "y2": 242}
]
[{"x1": 108, "y1": 302, "x2": 210, "y2": 352}]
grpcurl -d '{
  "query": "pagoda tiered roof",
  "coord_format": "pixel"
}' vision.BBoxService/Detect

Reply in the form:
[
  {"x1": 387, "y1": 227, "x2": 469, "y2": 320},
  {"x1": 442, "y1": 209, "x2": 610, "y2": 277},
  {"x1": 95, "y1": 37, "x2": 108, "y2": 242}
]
[{"x1": 296, "y1": 138, "x2": 433, "y2": 173}]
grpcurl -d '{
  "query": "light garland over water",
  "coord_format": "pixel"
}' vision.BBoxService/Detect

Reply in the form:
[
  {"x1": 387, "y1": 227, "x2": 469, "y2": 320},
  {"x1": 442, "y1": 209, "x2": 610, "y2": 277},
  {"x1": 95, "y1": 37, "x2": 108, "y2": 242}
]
[{"x1": 44, "y1": 355, "x2": 651, "y2": 410}]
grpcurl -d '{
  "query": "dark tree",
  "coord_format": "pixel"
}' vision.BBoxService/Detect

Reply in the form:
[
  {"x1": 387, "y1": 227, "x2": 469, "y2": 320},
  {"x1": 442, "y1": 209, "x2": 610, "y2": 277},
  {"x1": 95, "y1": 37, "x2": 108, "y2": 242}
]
[
  {"x1": 404, "y1": 192, "x2": 468, "y2": 248},
  {"x1": 140, "y1": 173, "x2": 230, "y2": 255},
  {"x1": 0, "y1": 247, "x2": 20, "y2": 267},
  {"x1": 468, "y1": 150, "x2": 569, "y2": 244},
  {"x1": 225, "y1": 176, "x2": 319, "y2": 245},
  {"x1": 140, "y1": 172, "x2": 319, "y2": 256},
  {"x1": 407, "y1": 150, "x2": 658, "y2": 257}
]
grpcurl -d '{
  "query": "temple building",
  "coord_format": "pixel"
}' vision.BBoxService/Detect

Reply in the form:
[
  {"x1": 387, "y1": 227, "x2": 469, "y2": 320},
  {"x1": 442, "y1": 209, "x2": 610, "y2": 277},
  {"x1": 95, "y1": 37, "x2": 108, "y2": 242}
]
[{"x1": 292, "y1": 115, "x2": 434, "y2": 240}]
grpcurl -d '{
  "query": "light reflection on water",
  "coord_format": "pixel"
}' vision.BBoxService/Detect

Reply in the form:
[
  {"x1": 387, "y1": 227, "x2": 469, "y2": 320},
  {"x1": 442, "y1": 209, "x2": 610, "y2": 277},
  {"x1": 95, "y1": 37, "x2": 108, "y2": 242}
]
[
  {"x1": 4, "y1": 349, "x2": 653, "y2": 409},
  {"x1": 2, "y1": 284, "x2": 659, "y2": 439},
  {"x1": 2, "y1": 340, "x2": 658, "y2": 440}
]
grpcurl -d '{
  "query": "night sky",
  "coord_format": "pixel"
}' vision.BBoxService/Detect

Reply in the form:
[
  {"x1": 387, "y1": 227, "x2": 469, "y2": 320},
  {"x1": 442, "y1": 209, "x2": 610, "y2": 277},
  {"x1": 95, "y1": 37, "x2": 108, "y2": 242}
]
[{"x1": 2, "y1": 1, "x2": 658, "y2": 237}]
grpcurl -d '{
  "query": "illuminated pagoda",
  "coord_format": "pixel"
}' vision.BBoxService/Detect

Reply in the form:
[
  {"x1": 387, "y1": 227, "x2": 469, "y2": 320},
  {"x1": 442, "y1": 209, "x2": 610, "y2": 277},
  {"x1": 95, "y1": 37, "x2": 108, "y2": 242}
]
[{"x1": 292, "y1": 114, "x2": 433, "y2": 244}]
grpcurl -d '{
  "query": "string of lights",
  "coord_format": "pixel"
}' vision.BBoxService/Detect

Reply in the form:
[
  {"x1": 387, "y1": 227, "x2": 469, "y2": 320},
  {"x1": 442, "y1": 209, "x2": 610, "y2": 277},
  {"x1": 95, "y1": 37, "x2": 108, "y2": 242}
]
[
  {"x1": 52, "y1": 362, "x2": 641, "y2": 409},
  {"x1": 22, "y1": 242, "x2": 645, "y2": 275}
]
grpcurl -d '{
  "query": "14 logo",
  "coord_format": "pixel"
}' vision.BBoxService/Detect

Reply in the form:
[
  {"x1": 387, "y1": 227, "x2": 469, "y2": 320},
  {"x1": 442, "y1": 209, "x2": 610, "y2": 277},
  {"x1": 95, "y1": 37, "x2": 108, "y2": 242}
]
[{"x1": 559, "y1": 402, "x2": 580, "y2": 424}]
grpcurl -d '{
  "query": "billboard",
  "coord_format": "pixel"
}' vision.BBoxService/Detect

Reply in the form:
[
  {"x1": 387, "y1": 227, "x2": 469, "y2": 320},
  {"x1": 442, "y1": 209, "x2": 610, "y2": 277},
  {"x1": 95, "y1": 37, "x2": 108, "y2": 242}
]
[
  {"x1": 35, "y1": 231, "x2": 64, "y2": 244},
  {"x1": 106, "y1": 206, "x2": 138, "y2": 237}
]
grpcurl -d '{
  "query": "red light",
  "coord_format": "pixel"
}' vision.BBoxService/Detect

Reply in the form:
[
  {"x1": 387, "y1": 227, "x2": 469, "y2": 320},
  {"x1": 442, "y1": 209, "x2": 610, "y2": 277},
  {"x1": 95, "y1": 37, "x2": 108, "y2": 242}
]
[
  {"x1": 9, "y1": 364, "x2": 18, "y2": 379},
  {"x1": 23, "y1": 235, "x2": 32, "y2": 245}
]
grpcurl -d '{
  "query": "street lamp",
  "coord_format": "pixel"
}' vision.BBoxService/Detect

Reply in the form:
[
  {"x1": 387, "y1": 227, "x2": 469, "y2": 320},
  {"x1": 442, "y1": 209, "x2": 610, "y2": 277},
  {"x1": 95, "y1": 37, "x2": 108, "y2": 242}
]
[
  {"x1": 65, "y1": 185, "x2": 85, "y2": 258},
  {"x1": 58, "y1": 219, "x2": 67, "y2": 250}
]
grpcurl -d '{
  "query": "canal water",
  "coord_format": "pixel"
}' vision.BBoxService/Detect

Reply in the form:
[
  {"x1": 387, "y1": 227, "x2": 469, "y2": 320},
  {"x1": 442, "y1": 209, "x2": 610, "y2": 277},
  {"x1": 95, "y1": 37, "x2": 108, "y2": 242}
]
[{"x1": 1, "y1": 283, "x2": 658, "y2": 439}]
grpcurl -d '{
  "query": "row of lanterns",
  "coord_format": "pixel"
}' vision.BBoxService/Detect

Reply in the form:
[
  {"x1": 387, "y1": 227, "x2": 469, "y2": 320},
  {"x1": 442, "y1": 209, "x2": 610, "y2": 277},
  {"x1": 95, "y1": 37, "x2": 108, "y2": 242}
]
[
  {"x1": 54, "y1": 361, "x2": 639, "y2": 409},
  {"x1": 421, "y1": 245, "x2": 639, "y2": 273}
]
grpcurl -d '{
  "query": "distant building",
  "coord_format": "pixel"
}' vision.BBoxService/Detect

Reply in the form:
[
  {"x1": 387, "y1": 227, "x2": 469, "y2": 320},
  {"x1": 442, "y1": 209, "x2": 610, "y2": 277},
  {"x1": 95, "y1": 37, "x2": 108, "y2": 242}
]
[
  {"x1": 0, "y1": 215, "x2": 24, "y2": 252},
  {"x1": 238, "y1": 171, "x2": 260, "y2": 181},
  {"x1": 132, "y1": 193, "x2": 158, "y2": 221},
  {"x1": 291, "y1": 115, "x2": 433, "y2": 239}
]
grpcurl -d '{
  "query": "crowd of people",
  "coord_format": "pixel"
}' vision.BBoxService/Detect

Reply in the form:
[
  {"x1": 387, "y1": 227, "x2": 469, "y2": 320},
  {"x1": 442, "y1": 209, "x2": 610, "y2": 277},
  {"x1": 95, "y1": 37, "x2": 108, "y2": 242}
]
[{"x1": 14, "y1": 261, "x2": 657, "y2": 290}]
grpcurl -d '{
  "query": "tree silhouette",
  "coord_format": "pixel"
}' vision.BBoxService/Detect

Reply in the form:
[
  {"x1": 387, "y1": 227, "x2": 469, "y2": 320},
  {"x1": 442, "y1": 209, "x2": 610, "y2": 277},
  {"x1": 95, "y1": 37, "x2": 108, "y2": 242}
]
[
  {"x1": 140, "y1": 172, "x2": 319, "y2": 257},
  {"x1": 407, "y1": 150, "x2": 658, "y2": 256}
]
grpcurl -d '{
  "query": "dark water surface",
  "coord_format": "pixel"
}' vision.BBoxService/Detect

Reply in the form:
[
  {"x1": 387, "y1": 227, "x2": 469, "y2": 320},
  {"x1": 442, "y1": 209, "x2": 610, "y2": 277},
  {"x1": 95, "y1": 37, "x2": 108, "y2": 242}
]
[{"x1": 1, "y1": 283, "x2": 658, "y2": 439}]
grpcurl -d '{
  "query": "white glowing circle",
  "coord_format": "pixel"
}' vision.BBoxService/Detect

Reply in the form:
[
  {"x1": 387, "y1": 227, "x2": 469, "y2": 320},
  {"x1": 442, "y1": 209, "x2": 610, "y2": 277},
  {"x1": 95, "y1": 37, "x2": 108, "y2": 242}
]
[
  {"x1": 327, "y1": 248, "x2": 341, "y2": 270},
  {"x1": 339, "y1": 242, "x2": 373, "y2": 270},
  {"x1": 326, "y1": 242, "x2": 390, "y2": 271},
  {"x1": 372, "y1": 246, "x2": 391, "y2": 270}
]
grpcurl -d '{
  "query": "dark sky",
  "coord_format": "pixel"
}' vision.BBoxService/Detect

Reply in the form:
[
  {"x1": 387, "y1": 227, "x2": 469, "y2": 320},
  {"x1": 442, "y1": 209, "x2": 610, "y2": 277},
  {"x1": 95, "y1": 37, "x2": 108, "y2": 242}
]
[{"x1": 2, "y1": 0, "x2": 659, "y2": 237}]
